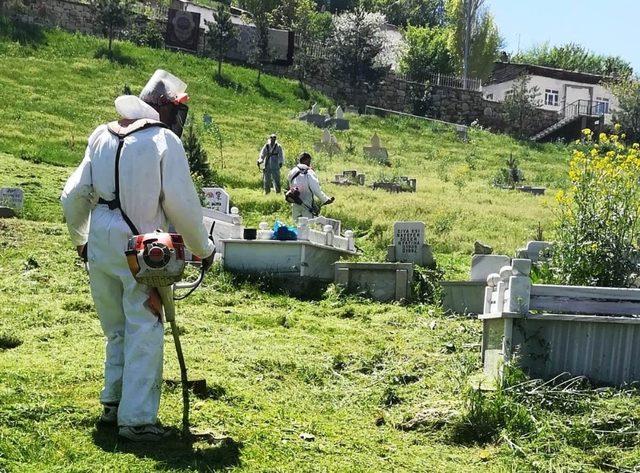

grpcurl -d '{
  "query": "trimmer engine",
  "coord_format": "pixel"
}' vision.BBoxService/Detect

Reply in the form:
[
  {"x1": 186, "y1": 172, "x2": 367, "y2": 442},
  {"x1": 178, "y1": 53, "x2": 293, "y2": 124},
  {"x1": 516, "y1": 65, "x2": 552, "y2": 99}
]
[{"x1": 126, "y1": 232, "x2": 186, "y2": 287}]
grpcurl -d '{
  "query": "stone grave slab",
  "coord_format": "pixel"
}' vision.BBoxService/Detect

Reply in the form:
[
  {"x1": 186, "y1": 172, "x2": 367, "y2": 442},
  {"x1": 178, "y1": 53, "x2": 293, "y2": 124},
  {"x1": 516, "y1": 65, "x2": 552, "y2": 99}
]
[
  {"x1": 363, "y1": 133, "x2": 389, "y2": 164},
  {"x1": 202, "y1": 187, "x2": 230, "y2": 214},
  {"x1": 0, "y1": 187, "x2": 24, "y2": 211},
  {"x1": 470, "y1": 254, "x2": 510, "y2": 281},
  {"x1": 0, "y1": 207, "x2": 17, "y2": 218}
]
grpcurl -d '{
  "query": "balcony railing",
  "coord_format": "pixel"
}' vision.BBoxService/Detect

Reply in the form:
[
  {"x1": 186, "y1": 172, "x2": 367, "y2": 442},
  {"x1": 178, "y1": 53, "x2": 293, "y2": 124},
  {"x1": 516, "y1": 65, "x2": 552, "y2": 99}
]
[{"x1": 562, "y1": 99, "x2": 609, "y2": 118}]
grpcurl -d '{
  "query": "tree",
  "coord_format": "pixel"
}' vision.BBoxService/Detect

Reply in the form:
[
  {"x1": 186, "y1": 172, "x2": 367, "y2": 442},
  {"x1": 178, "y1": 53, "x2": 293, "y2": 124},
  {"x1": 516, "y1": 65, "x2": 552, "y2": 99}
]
[
  {"x1": 501, "y1": 75, "x2": 541, "y2": 138},
  {"x1": 89, "y1": 0, "x2": 134, "y2": 56},
  {"x1": 611, "y1": 79, "x2": 640, "y2": 142},
  {"x1": 447, "y1": 0, "x2": 502, "y2": 83},
  {"x1": 242, "y1": 0, "x2": 277, "y2": 83},
  {"x1": 247, "y1": 15, "x2": 271, "y2": 83},
  {"x1": 269, "y1": 0, "x2": 315, "y2": 30},
  {"x1": 183, "y1": 119, "x2": 215, "y2": 185},
  {"x1": 329, "y1": 8, "x2": 387, "y2": 90},
  {"x1": 205, "y1": 4, "x2": 237, "y2": 77},
  {"x1": 513, "y1": 42, "x2": 633, "y2": 79},
  {"x1": 400, "y1": 25, "x2": 454, "y2": 81},
  {"x1": 361, "y1": 0, "x2": 446, "y2": 28}
]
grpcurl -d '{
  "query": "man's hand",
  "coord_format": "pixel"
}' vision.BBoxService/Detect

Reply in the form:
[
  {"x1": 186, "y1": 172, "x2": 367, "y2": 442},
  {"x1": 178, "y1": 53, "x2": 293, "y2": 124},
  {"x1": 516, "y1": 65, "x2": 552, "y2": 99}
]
[
  {"x1": 201, "y1": 251, "x2": 215, "y2": 272},
  {"x1": 77, "y1": 244, "x2": 87, "y2": 262}
]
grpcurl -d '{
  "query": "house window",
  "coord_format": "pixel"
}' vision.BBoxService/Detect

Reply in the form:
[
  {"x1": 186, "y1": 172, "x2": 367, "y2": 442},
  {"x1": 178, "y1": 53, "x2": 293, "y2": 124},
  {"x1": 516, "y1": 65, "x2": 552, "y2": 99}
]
[
  {"x1": 595, "y1": 97, "x2": 610, "y2": 114},
  {"x1": 544, "y1": 89, "x2": 559, "y2": 106}
]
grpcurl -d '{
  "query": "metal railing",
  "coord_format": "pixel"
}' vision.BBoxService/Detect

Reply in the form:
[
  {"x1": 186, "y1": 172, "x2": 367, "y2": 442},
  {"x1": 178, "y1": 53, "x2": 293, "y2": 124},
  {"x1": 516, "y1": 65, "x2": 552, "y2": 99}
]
[
  {"x1": 562, "y1": 99, "x2": 608, "y2": 119},
  {"x1": 396, "y1": 72, "x2": 482, "y2": 91}
]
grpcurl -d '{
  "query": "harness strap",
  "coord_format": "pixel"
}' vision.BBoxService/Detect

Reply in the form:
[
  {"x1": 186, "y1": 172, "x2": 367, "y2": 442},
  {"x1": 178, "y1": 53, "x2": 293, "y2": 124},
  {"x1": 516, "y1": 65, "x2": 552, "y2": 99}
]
[{"x1": 100, "y1": 119, "x2": 167, "y2": 235}]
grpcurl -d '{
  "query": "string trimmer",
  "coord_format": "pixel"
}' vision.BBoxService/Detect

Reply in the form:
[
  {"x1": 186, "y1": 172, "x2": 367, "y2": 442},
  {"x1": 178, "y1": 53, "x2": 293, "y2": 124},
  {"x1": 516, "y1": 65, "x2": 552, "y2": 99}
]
[{"x1": 126, "y1": 229, "x2": 215, "y2": 441}]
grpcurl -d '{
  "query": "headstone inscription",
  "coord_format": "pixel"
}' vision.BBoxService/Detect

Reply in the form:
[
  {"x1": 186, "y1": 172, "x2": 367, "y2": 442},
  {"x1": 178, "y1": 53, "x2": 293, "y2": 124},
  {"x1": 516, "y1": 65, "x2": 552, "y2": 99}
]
[
  {"x1": 202, "y1": 187, "x2": 230, "y2": 214},
  {"x1": 394, "y1": 221, "x2": 425, "y2": 264},
  {"x1": 387, "y1": 221, "x2": 434, "y2": 267},
  {"x1": 0, "y1": 187, "x2": 24, "y2": 210}
]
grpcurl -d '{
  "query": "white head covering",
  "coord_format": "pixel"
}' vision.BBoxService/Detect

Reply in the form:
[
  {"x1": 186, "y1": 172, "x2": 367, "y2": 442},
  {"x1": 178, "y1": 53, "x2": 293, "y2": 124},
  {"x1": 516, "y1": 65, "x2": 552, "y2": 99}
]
[{"x1": 115, "y1": 95, "x2": 160, "y2": 120}]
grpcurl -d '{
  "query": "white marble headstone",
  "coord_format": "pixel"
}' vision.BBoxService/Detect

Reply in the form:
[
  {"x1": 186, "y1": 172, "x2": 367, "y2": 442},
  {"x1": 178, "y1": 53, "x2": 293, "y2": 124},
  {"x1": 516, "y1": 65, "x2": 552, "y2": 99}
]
[
  {"x1": 202, "y1": 187, "x2": 230, "y2": 214},
  {"x1": 0, "y1": 187, "x2": 24, "y2": 210},
  {"x1": 321, "y1": 128, "x2": 332, "y2": 144},
  {"x1": 311, "y1": 102, "x2": 320, "y2": 114},
  {"x1": 335, "y1": 106, "x2": 344, "y2": 119},
  {"x1": 393, "y1": 221, "x2": 425, "y2": 264},
  {"x1": 470, "y1": 255, "x2": 511, "y2": 281},
  {"x1": 371, "y1": 133, "x2": 382, "y2": 148}
]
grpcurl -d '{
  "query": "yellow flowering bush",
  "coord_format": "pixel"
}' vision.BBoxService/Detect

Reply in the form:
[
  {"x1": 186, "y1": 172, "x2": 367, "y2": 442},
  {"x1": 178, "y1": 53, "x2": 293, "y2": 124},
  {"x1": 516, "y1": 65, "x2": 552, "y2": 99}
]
[{"x1": 551, "y1": 128, "x2": 640, "y2": 286}]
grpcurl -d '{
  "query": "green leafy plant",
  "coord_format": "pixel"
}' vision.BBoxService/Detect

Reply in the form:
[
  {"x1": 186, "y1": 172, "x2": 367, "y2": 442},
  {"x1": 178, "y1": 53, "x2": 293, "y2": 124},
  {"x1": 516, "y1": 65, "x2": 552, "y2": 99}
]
[
  {"x1": 493, "y1": 153, "x2": 525, "y2": 189},
  {"x1": 551, "y1": 129, "x2": 640, "y2": 287},
  {"x1": 412, "y1": 264, "x2": 444, "y2": 304}
]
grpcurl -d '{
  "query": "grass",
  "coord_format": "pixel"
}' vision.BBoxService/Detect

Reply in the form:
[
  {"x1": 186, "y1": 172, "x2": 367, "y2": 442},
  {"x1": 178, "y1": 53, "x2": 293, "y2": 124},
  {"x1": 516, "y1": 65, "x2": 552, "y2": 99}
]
[{"x1": 2, "y1": 23, "x2": 638, "y2": 472}]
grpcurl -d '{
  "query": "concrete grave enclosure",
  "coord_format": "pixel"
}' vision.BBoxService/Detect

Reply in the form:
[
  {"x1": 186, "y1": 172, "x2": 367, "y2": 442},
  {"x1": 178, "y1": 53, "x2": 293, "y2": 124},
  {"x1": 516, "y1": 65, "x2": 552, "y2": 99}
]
[
  {"x1": 335, "y1": 222, "x2": 435, "y2": 302},
  {"x1": 480, "y1": 259, "x2": 640, "y2": 386}
]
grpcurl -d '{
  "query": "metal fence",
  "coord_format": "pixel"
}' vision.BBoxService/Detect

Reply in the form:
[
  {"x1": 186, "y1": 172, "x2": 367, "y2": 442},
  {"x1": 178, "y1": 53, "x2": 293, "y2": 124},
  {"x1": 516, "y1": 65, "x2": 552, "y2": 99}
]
[{"x1": 397, "y1": 72, "x2": 482, "y2": 91}]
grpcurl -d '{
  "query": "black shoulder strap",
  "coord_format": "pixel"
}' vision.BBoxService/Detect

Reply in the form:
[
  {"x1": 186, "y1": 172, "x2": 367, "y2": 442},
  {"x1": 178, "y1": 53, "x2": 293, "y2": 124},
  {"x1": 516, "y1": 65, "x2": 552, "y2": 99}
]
[{"x1": 106, "y1": 120, "x2": 168, "y2": 235}]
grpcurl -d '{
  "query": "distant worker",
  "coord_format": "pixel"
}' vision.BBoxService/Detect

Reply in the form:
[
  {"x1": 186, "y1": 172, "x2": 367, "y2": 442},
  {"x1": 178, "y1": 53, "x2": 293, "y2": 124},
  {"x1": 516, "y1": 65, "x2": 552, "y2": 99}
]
[
  {"x1": 257, "y1": 133, "x2": 284, "y2": 194},
  {"x1": 286, "y1": 152, "x2": 334, "y2": 221}
]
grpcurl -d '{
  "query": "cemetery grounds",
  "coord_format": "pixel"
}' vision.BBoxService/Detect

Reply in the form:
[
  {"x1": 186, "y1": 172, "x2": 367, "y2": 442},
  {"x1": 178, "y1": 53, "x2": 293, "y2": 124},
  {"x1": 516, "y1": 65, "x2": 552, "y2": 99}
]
[{"x1": 1, "y1": 26, "x2": 640, "y2": 471}]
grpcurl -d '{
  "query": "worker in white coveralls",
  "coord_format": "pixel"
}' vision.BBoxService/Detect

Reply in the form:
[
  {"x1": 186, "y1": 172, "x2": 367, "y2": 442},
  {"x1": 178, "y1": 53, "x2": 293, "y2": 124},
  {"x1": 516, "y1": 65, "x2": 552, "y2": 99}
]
[
  {"x1": 61, "y1": 70, "x2": 215, "y2": 442},
  {"x1": 287, "y1": 152, "x2": 334, "y2": 221},
  {"x1": 257, "y1": 133, "x2": 284, "y2": 194}
]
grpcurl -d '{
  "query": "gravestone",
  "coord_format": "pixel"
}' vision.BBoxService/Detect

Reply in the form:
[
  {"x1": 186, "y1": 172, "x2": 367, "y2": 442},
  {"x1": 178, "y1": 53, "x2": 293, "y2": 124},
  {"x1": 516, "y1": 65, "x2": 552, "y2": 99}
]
[
  {"x1": 202, "y1": 187, "x2": 230, "y2": 214},
  {"x1": 470, "y1": 254, "x2": 510, "y2": 281},
  {"x1": 299, "y1": 102, "x2": 328, "y2": 128},
  {"x1": 515, "y1": 241, "x2": 552, "y2": 263},
  {"x1": 313, "y1": 129, "x2": 340, "y2": 154},
  {"x1": 363, "y1": 133, "x2": 389, "y2": 164},
  {"x1": 324, "y1": 105, "x2": 350, "y2": 130},
  {"x1": 474, "y1": 240, "x2": 493, "y2": 255},
  {"x1": 332, "y1": 170, "x2": 366, "y2": 186},
  {"x1": 456, "y1": 125, "x2": 468, "y2": 142},
  {"x1": 0, "y1": 187, "x2": 24, "y2": 211},
  {"x1": 387, "y1": 221, "x2": 434, "y2": 267}
]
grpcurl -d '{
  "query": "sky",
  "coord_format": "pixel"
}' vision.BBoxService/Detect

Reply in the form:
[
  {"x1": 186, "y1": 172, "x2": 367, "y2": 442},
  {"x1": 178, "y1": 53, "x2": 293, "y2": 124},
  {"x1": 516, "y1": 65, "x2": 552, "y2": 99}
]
[{"x1": 486, "y1": 0, "x2": 639, "y2": 73}]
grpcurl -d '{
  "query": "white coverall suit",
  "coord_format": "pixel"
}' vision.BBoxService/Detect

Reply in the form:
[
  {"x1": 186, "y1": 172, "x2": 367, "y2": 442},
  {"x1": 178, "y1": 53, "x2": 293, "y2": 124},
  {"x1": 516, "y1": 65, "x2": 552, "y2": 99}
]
[
  {"x1": 61, "y1": 97, "x2": 214, "y2": 427},
  {"x1": 259, "y1": 142, "x2": 284, "y2": 193},
  {"x1": 287, "y1": 164, "x2": 331, "y2": 221}
]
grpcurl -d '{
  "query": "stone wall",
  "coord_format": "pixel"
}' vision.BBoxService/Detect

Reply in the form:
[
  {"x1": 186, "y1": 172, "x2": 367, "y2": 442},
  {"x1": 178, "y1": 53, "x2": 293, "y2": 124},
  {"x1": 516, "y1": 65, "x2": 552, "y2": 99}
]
[
  {"x1": 301, "y1": 66, "x2": 559, "y2": 135},
  {"x1": 16, "y1": 0, "x2": 99, "y2": 35}
]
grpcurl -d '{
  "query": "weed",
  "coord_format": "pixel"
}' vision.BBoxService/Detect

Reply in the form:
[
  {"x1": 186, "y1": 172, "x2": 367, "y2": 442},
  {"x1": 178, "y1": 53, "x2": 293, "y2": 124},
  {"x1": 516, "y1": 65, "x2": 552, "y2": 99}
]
[{"x1": 0, "y1": 333, "x2": 22, "y2": 350}]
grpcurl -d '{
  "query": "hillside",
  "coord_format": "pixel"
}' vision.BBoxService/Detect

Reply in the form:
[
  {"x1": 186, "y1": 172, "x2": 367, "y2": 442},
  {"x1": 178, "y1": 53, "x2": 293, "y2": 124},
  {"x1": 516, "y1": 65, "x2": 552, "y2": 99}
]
[
  {"x1": 0, "y1": 24, "x2": 569, "y2": 274},
  {"x1": 4, "y1": 25, "x2": 638, "y2": 473}
]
